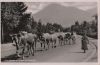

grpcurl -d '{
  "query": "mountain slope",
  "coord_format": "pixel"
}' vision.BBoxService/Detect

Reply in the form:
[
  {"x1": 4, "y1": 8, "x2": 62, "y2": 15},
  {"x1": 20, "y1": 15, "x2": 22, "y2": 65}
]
[
  {"x1": 87, "y1": 7, "x2": 97, "y2": 16},
  {"x1": 33, "y1": 4, "x2": 94, "y2": 27}
]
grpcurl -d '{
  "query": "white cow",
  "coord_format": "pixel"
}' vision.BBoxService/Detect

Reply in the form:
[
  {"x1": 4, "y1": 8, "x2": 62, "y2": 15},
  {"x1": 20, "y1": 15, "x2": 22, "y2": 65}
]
[{"x1": 41, "y1": 33, "x2": 58, "y2": 50}]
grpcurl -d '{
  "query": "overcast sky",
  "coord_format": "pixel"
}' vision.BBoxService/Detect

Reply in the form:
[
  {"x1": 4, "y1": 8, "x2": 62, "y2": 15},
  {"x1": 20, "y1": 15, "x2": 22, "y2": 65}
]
[{"x1": 25, "y1": 2, "x2": 97, "y2": 14}]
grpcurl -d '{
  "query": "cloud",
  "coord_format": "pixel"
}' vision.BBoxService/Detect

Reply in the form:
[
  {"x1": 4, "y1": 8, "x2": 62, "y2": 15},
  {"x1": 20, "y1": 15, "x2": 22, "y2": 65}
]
[
  {"x1": 25, "y1": 2, "x2": 50, "y2": 14},
  {"x1": 60, "y1": 2, "x2": 97, "y2": 10},
  {"x1": 25, "y1": 2, "x2": 97, "y2": 14}
]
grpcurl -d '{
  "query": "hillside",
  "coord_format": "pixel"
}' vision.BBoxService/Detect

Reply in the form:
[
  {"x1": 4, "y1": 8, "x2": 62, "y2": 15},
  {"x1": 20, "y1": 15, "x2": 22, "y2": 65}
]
[{"x1": 33, "y1": 4, "x2": 96, "y2": 27}]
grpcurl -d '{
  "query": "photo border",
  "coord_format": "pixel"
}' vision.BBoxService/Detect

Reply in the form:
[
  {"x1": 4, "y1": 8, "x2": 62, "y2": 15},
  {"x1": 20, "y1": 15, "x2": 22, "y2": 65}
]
[{"x1": 0, "y1": 0, "x2": 99, "y2": 65}]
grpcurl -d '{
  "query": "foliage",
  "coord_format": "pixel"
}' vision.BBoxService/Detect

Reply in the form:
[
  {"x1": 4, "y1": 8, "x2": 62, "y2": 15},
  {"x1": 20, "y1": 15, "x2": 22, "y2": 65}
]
[
  {"x1": 71, "y1": 14, "x2": 98, "y2": 39},
  {"x1": 1, "y1": 2, "x2": 27, "y2": 43}
]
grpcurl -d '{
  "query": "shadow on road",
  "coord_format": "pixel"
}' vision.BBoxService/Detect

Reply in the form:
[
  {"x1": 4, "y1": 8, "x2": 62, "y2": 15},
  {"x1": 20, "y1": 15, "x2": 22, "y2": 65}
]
[
  {"x1": 1, "y1": 54, "x2": 19, "y2": 62},
  {"x1": 72, "y1": 51, "x2": 85, "y2": 53}
]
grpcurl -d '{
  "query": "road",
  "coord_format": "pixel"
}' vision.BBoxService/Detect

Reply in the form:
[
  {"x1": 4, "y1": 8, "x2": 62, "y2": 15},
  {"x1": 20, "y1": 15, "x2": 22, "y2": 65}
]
[{"x1": 1, "y1": 35, "x2": 97, "y2": 62}]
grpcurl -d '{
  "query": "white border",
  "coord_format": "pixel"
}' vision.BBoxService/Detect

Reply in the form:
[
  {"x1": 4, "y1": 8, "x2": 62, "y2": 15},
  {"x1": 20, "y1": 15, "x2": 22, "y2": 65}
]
[
  {"x1": 0, "y1": 0, "x2": 100, "y2": 65},
  {"x1": 0, "y1": 0, "x2": 98, "y2": 2}
]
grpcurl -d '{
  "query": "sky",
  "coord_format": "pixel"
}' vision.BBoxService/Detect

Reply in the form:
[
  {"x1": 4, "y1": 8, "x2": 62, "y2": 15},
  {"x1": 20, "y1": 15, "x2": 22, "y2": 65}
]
[{"x1": 25, "y1": 2, "x2": 97, "y2": 14}]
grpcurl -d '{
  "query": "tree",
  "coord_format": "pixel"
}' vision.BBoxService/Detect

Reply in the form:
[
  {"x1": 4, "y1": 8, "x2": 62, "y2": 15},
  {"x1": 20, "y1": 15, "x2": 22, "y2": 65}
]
[
  {"x1": 35, "y1": 19, "x2": 44, "y2": 37},
  {"x1": 63, "y1": 27, "x2": 71, "y2": 32},
  {"x1": 70, "y1": 21, "x2": 80, "y2": 33},
  {"x1": 92, "y1": 14, "x2": 98, "y2": 32},
  {"x1": 75, "y1": 21, "x2": 79, "y2": 26},
  {"x1": 31, "y1": 17, "x2": 38, "y2": 33},
  {"x1": 83, "y1": 21, "x2": 87, "y2": 27},
  {"x1": 31, "y1": 17, "x2": 37, "y2": 29},
  {"x1": 71, "y1": 25, "x2": 75, "y2": 32},
  {"x1": 53, "y1": 23, "x2": 63, "y2": 32},
  {"x1": 93, "y1": 14, "x2": 98, "y2": 22},
  {"x1": 1, "y1": 2, "x2": 27, "y2": 32},
  {"x1": 1, "y1": 2, "x2": 27, "y2": 43},
  {"x1": 46, "y1": 23, "x2": 53, "y2": 33},
  {"x1": 17, "y1": 13, "x2": 31, "y2": 32}
]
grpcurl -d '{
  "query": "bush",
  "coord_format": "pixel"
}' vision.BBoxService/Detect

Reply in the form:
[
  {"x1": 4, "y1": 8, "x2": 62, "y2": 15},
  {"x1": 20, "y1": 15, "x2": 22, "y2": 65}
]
[
  {"x1": 77, "y1": 32, "x2": 98, "y2": 39},
  {"x1": 87, "y1": 32, "x2": 98, "y2": 39}
]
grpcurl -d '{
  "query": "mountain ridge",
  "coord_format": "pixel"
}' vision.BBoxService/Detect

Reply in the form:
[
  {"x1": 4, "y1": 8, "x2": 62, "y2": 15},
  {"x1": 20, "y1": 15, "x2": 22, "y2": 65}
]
[{"x1": 33, "y1": 3, "x2": 97, "y2": 27}]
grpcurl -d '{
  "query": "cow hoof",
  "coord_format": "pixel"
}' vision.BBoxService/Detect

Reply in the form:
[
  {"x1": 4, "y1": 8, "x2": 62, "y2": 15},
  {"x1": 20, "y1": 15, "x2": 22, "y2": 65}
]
[
  {"x1": 41, "y1": 49, "x2": 44, "y2": 51},
  {"x1": 25, "y1": 55, "x2": 29, "y2": 57},
  {"x1": 17, "y1": 55, "x2": 21, "y2": 58},
  {"x1": 32, "y1": 54, "x2": 34, "y2": 56},
  {"x1": 22, "y1": 57, "x2": 24, "y2": 60},
  {"x1": 84, "y1": 52, "x2": 86, "y2": 53},
  {"x1": 46, "y1": 49, "x2": 48, "y2": 50}
]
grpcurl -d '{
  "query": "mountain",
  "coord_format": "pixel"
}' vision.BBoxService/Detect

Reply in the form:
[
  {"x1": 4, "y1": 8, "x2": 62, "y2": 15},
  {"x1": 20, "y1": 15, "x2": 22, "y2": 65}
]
[
  {"x1": 33, "y1": 4, "x2": 94, "y2": 27},
  {"x1": 87, "y1": 7, "x2": 97, "y2": 16}
]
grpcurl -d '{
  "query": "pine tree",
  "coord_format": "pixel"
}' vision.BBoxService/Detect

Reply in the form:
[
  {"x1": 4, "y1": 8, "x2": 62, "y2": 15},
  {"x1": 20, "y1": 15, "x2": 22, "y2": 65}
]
[{"x1": 1, "y1": 2, "x2": 27, "y2": 43}]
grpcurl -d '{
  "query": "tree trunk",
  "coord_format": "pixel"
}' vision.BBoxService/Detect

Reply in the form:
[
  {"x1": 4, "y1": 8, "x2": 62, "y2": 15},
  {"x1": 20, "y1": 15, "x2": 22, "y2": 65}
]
[{"x1": 1, "y1": 22, "x2": 4, "y2": 43}]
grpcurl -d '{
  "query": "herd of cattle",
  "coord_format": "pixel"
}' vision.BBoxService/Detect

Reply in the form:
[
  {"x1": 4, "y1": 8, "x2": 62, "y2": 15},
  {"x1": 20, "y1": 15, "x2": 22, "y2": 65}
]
[{"x1": 10, "y1": 31, "x2": 76, "y2": 59}]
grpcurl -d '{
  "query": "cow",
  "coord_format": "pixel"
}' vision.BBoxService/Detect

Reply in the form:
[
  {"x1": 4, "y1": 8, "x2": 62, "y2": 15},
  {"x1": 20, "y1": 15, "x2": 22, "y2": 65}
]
[{"x1": 11, "y1": 31, "x2": 37, "y2": 59}]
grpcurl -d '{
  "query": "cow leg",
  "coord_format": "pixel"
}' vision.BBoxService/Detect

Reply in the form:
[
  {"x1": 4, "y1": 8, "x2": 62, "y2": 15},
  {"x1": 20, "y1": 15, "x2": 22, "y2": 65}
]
[
  {"x1": 61, "y1": 40, "x2": 63, "y2": 46},
  {"x1": 47, "y1": 41, "x2": 49, "y2": 50},
  {"x1": 46, "y1": 41, "x2": 48, "y2": 50},
  {"x1": 64, "y1": 39, "x2": 66, "y2": 45},
  {"x1": 24, "y1": 44, "x2": 31, "y2": 57},
  {"x1": 32, "y1": 42, "x2": 34, "y2": 56},
  {"x1": 61, "y1": 39, "x2": 63, "y2": 46},
  {"x1": 26, "y1": 45, "x2": 30, "y2": 57},
  {"x1": 34, "y1": 40, "x2": 37, "y2": 52},
  {"x1": 52, "y1": 41, "x2": 54, "y2": 48},
  {"x1": 42, "y1": 41, "x2": 45, "y2": 51},
  {"x1": 65, "y1": 39, "x2": 68, "y2": 45},
  {"x1": 73, "y1": 40, "x2": 76, "y2": 44},
  {"x1": 52, "y1": 40, "x2": 55, "y2": 48},
  {"x1": 16, "y1": 43, "x2": 20, "y2": 57},
  {"x1": 61, "y1": 41, "x2": 63, "y2": 46},
  {"x1": 66, "y1": 39, "x2": 69, "y2": 45},
  {"x1": 69, "y1": 39, "x2": 71, "y2": 45},
  {"x1": 29, "y1": 44, "x2": 33, "y2": 56},
  {"x1": 21, "y1": 46, "x2": 25, "y2": 60},
  {"x1": 54, "y1": 40, "x2": 56, "y2": 48},
  {"x1": 59, "y1": 40, "x2": 61, "y2": 46},
  {"x1": 43, "y1": 42, "x2": 46, "y2": 49},
  {"x1": 63, "y1": 39, "x2": 65, "y2": 45},
  {"x1": 84, "y1": 50, "x2": 86, "y2": 53},
  {"x1": 41, "y1": 42, "x2": 43, "y2": 50},
  {"x1": 28, "y1": 45, "x2": 33, "y2": 56}
]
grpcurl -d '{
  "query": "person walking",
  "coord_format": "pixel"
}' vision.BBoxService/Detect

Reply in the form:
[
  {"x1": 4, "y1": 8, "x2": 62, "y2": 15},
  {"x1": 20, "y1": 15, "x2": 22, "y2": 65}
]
[{"x1": 81, "y1": 33, "x2": 89, "y2": 53}]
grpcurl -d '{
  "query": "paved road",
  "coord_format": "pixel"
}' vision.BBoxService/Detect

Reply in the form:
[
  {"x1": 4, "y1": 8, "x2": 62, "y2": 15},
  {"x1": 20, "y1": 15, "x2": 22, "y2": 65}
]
[{"x1": 1, "y1": 35, "x2": 97, "y2": 62}]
